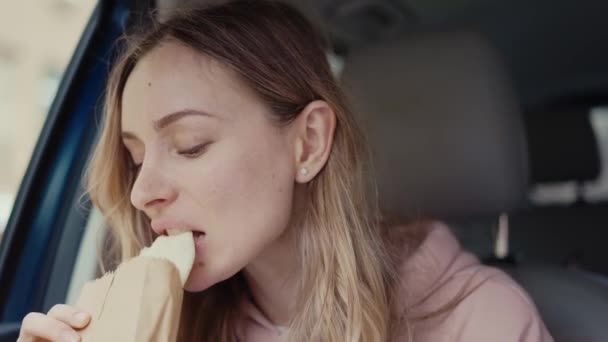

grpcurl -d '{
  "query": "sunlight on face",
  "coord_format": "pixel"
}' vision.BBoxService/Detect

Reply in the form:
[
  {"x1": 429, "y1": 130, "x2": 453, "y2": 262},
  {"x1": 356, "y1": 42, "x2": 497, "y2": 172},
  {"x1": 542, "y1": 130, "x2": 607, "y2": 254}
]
[{"x1": 121, "y1": 40, "x2": 297, "y2": 292}]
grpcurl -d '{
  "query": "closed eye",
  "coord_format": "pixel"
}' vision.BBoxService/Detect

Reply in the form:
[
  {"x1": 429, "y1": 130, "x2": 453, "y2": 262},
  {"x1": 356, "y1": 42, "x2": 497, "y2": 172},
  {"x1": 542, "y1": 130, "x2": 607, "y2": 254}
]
[{"x1": 178, "y1": 143, "x2": 208, "y2": 158}]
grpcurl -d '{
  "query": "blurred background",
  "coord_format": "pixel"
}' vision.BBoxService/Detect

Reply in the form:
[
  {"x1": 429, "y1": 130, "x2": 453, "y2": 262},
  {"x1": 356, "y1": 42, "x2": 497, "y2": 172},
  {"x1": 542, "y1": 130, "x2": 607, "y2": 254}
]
[{"x1": 0, "y1": 1, "x2": 96, "y2": 239}]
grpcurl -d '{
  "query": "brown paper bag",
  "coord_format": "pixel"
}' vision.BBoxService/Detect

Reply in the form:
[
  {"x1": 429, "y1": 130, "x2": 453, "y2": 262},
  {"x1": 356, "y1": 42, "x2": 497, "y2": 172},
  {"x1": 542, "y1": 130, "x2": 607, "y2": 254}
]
[{"x1": 75, "y1": 256, "x2": 184, "y2": 341}]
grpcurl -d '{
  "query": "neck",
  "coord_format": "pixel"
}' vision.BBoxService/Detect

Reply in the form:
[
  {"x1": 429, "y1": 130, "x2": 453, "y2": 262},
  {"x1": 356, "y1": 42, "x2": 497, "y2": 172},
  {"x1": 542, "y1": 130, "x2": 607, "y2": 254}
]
[{"x1": 243, "y1": 226, "x2": 299, "y2": 326}]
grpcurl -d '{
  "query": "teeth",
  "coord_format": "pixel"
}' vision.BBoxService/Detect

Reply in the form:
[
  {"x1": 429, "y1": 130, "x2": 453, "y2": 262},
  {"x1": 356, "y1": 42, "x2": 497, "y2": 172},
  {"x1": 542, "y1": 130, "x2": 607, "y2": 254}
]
[{"x1": 167, "y1": 228, "x2": 189, "y2": 236}]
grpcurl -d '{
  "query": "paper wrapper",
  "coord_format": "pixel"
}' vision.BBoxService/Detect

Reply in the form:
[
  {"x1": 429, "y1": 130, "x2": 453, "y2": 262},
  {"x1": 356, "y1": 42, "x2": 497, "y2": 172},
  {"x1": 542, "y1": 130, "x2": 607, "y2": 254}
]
[{"x1": 75, "y1": 256, "x2": 184, "y2": 341}]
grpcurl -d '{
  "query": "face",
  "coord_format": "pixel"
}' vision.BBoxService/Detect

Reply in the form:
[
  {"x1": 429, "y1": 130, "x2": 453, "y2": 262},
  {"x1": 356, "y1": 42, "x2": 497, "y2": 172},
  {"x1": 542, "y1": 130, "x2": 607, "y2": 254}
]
[{"x1": 121, "y1": 40, "x2": 297, "y2": 292}]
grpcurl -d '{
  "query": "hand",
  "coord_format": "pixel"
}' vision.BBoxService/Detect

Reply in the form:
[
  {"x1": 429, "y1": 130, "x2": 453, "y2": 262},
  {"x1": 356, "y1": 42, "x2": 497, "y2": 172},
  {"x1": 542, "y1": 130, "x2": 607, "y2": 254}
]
[{"x1": 17, "y1": 304, "x2": 90, "y2": 342}]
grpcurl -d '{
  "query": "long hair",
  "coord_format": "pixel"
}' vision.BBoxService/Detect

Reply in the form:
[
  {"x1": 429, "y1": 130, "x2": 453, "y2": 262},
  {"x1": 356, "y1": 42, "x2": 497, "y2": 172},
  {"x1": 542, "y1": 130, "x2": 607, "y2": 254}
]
[{"x1": 86, "y1": 1, "x2": 418, "y2": 340}]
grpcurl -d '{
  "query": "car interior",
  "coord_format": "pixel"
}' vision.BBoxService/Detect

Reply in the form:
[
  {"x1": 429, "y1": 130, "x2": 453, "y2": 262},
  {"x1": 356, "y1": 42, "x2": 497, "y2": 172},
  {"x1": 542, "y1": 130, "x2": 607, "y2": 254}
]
[{"x1": 0, "y1": 0, "x2": 607, "y2": 341}]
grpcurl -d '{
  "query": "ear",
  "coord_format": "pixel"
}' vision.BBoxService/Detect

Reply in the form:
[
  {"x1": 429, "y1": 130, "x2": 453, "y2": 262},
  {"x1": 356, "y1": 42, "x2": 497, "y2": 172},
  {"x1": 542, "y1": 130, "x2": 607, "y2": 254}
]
[{"x1": 292, "y1": 100, "x2": 336, "y2": 183}]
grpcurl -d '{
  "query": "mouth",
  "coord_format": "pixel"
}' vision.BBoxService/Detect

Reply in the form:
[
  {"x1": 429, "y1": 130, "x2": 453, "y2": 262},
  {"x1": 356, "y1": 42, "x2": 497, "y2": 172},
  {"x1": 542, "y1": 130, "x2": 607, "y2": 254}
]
[
  {"x1": 152, "y1": 220, "x2": 205, "y2": 238},
  {"x1": 192, "y1": 231, "x2": 205, "y2": 241},
  {"x1": 164, "y1": 229, "x2": 205, "y2": 255},
  {"x1": 166, "y1": 227, "x2": 204, "y2": 235}
]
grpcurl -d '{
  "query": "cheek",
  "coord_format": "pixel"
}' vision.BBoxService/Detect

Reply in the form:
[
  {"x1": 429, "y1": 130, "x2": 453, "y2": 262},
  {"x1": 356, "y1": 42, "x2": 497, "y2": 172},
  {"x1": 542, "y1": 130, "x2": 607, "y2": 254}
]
[
  {"x1": 212, "y1": 138, "x2": 295, "y2": 239},
  {"x1": 181, "y1": 135, "x2": 295, "y2": 290}
]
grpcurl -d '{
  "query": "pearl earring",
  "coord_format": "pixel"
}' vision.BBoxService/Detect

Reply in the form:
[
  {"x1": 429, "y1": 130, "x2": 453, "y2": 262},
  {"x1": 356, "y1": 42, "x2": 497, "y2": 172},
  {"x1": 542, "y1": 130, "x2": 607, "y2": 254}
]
[{"x1": 299, "y1": 167, "x2": 309, "y2": 176}]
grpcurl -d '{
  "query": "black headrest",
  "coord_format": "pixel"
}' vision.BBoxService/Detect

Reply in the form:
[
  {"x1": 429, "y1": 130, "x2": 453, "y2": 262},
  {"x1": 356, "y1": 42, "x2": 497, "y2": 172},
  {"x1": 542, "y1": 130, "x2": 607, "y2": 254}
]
[{"x1": 341, "y1": 31, "x2": 530, "y2": 220}]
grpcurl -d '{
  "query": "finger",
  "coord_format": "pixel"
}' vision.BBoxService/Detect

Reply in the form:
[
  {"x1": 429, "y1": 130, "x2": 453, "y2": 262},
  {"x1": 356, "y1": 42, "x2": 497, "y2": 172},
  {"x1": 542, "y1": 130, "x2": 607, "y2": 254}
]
[
  {"x1": 19, "y1": 312, "x2": 81, "y2": 342},
  {"x1": 47, "y1": 304, "x2": 90, "y2": 329}
]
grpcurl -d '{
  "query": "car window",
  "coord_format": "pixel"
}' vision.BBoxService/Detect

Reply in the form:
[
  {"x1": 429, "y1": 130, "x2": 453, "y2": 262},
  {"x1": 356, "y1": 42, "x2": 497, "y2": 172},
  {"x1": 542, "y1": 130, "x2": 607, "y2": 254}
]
[
  {"x1": 585, "y1": 107, "x2": 608, "y2": 201},
  {"x1": 530, "y1": 107, "x2": 608, "y2": 205},
  {"x1": 0, "y1": 1, "x2": 96, "y2": 241}
]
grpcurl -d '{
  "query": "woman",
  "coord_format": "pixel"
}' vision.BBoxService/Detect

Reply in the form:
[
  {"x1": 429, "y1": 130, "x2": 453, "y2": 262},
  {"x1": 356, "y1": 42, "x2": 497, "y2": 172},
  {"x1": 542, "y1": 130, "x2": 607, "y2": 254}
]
[{"x1": 18, "y1": 1, "x2": 553, "y2": 341}]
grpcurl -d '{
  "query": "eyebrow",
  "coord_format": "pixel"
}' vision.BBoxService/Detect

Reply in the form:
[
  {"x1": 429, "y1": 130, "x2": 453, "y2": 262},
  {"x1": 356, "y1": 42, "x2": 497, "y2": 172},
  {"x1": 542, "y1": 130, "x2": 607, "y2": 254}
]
[{"x1": 121, "y1": 109, "x2": 216, "y2": 141}]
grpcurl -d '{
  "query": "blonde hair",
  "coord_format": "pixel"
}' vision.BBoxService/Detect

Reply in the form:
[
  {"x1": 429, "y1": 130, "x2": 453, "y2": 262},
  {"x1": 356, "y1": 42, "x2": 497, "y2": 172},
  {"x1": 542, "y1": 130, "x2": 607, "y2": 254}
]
[{"x1": 86, "y1": 1, "x2": 417, "y2": 340}]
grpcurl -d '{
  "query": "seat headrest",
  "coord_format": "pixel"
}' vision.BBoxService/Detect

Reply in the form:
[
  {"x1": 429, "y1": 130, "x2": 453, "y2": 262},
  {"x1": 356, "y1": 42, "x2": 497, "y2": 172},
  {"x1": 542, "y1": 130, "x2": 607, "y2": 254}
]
[{"x1": 342, "y1": 31, "x2": 529, "y2": 220}]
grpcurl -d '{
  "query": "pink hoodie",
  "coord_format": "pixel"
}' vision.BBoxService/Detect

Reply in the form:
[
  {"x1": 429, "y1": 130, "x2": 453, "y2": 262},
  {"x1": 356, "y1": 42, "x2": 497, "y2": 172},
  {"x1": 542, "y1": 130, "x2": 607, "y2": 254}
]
[{"x1": 235, "y1": 222, "x2": 554, "y2": 341}]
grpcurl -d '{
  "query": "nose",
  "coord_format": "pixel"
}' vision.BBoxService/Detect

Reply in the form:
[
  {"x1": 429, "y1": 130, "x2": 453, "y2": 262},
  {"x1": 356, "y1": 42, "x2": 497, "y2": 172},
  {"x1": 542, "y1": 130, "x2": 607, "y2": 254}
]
[{"x1": 130, "y1": 160, "x2": 178, "y2": 218}]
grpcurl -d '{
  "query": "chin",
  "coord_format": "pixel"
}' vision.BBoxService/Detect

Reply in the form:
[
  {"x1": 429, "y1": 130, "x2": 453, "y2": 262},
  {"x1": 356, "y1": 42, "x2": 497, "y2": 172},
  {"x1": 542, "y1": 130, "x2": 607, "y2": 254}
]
[
  {"x1": 183, "y1": 266, "x2": 214, "y2": 292},
  {"x1": 183, "y1": 282, "x2": 211, "y2": 293},
  {"x1": 182, "y1": 263, "x2": 239, "y2": 293}
]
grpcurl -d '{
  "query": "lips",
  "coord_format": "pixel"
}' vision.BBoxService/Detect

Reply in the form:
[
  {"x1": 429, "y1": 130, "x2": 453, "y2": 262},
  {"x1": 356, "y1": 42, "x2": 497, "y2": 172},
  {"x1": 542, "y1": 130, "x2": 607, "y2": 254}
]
[{"x1": 151, "y1": 219, "x2": 205, "y2": 237}]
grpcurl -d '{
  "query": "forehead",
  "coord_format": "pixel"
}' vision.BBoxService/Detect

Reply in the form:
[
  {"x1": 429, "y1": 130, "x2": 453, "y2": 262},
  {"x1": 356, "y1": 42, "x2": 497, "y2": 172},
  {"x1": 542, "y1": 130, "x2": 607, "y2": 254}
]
[{"x1": 120, "y1": 40, "x2": 259, "y2": 130}]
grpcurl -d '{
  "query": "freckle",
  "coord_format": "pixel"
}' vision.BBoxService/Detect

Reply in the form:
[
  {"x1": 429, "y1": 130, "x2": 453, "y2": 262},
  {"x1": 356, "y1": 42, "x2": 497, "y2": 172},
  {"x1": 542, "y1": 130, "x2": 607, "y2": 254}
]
[{"x1": 148, "y1": 82, "x2": 152, "y2": 87}]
